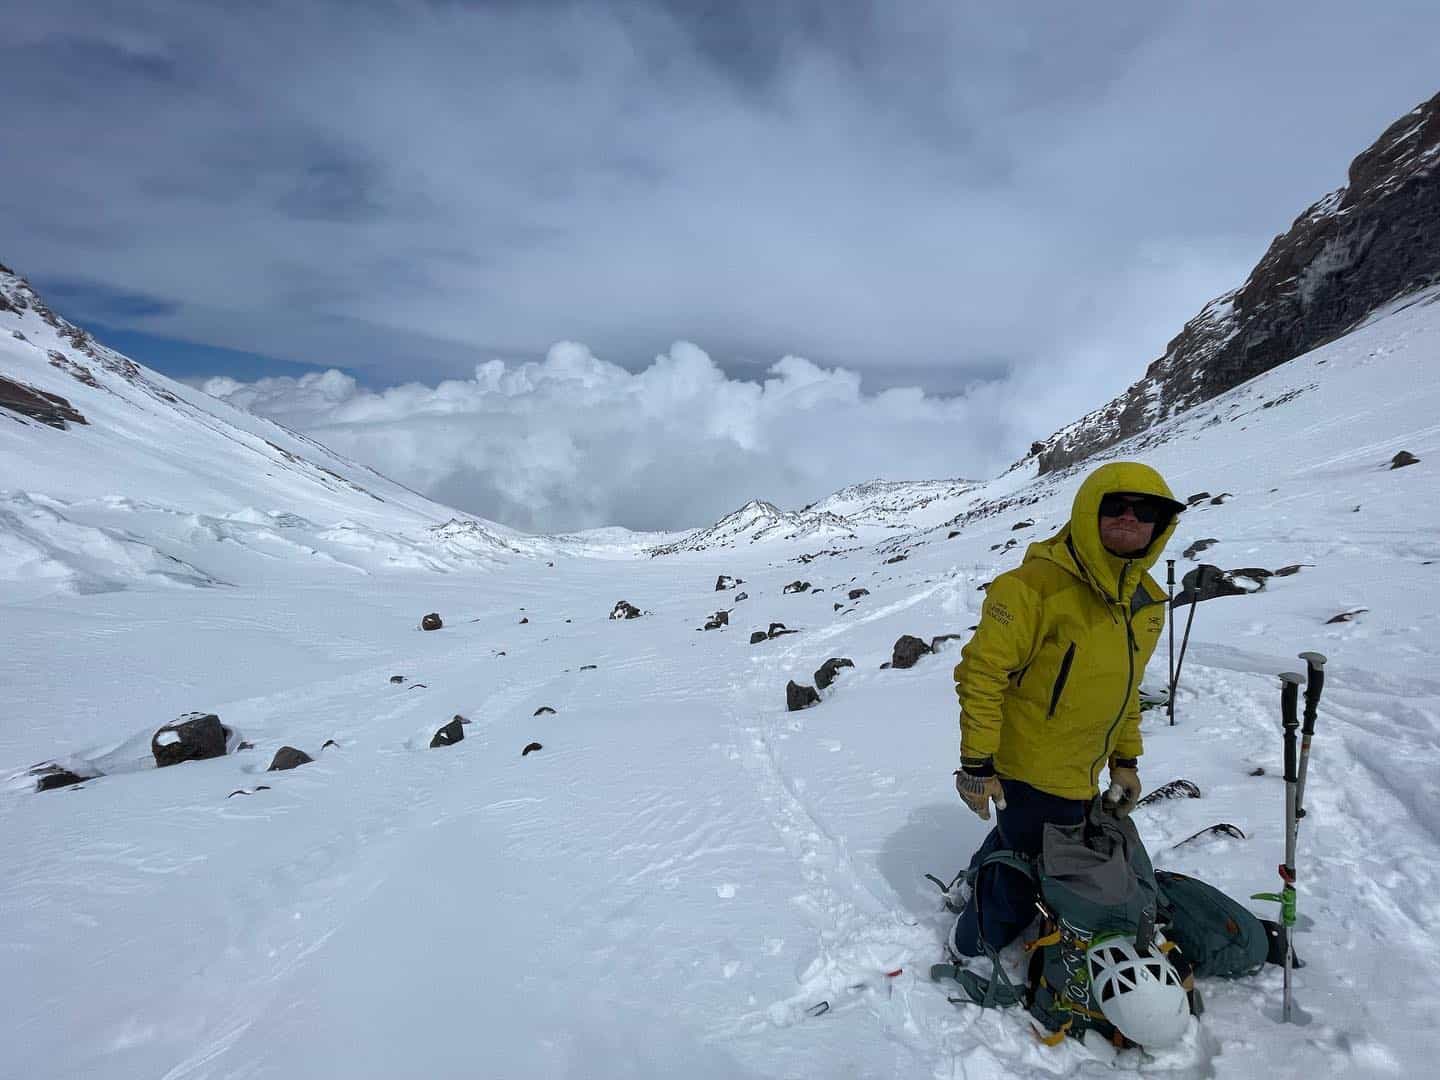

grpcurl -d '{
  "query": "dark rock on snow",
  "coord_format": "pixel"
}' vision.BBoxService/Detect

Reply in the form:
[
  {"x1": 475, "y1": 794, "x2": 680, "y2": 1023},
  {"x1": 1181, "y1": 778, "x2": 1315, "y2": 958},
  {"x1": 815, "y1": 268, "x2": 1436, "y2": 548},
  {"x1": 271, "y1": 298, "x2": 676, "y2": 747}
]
[
  {"x1": 522, "y1": 742, "x2": 543, "y2": 756},
  {"x1": 389, "y1": 675, "x2": 406, "y2": 684},
  {"x1": 715, "y1": 575, "x2": 744, "y2": 591},
  {"x1": 750, "y1": 631, "x2": 769, "y2": 644},
  {"x1": 1183, "y1": 538, "x2": 1219, "y2": 559},
  {"x1": 783, "y1": 580, "x2": 812, "y2": 594},
  {"x1": 786, "y1": 680, "x2": 821, "y2": 711},
  {"x1": 891, "y1": 635, "x2": 932, "y2": 670},
  {"x1": 609, "y1": 600, "x2": 642, "y2": 620},
  {"x1": 1391, "y1": 450, "x2": 1420, "y2": 469},
  {"x1": 267, "y1": 746, "x2": 313, "y2": 772},
  {"x1": 421, "y1": 612, "x2": 443, "y2": 631},
  {"x1": 734, "y1": 592, "x2": 748, "y2": 602},
  {"x1": 30, "y1": 763, "x2": 91, "y2": 792},
  {"x1": 814, "y1": 657, "x2": 854, "y2": 690},
  {"x1": 0, "y1": 375, "x2": 88, "y2": 429},
  {"x1": 1326, "y1": 608, "x2": 1368, "y2": 624},
  {"x1": 533, "y1": 706, "x2": 556, "y2": 716},
  {"x1": 848, "y1": 588, "x2": 869, "y2": 600},
  {"x1": 1173, "y1": 564, "x2": 1251, "y2": 606},
  {"x1": 430, "y1": 717, "x2": 465, "y2": 748},
  {"x1": 929, "y1": 634, "x2": 965, "y2": 652},
  {"x1": 1011, "y1": 518, "x2": 1034, "y2": 530},
  {"x1": 152, "y1": 713, "x2": 230, "y2": 768}
]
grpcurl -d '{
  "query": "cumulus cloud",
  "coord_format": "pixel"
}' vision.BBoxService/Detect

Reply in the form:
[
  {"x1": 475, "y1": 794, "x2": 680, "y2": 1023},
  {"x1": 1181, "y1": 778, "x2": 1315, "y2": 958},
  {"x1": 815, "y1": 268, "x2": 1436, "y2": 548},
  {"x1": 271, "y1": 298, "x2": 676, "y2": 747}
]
[
  {"x1": 5, "y1": 0, "x2": 1439, "y2": 407},
  {"x1": 203, "y1": 341, "x2": 1075, "y2": 533}
]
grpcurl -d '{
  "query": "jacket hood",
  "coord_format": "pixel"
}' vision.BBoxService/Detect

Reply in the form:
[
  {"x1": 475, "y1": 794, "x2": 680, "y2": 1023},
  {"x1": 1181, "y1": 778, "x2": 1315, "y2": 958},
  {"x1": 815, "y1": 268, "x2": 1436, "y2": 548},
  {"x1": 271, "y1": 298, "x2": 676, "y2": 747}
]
[{"x1": 1030, "y1": 461, "x2": 1185, "y2": 603}]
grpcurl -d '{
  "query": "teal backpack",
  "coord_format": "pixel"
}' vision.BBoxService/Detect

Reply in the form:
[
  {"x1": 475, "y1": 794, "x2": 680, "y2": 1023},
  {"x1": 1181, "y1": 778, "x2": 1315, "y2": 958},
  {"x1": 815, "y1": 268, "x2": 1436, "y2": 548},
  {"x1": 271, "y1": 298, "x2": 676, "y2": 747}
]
[
  {"x1": 1153, "y1": 870, "x2": 1268, "y2": 979},
  {"x1": 932, "y1": 800, "x2": 1204, "y2": 1047},
  {"x1": 932, "y1": 805, "x2": 1276, "y2": 1046}
]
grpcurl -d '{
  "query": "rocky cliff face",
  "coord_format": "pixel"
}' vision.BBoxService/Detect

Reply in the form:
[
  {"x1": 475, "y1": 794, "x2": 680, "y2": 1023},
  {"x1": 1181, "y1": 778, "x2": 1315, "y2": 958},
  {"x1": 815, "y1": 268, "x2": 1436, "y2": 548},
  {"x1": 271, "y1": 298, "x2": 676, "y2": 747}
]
[{"x1": 1033, "y1": 90, "x2": 1440, "y2": 475}]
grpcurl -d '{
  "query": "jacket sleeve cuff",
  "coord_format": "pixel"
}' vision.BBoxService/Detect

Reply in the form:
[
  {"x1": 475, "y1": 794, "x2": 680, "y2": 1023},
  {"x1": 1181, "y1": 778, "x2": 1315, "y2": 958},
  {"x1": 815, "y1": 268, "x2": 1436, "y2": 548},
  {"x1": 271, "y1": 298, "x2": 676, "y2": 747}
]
[
  {"x1": 1109, "y1": 755, "x2": 1139, "y2": 770},
  {"x1": 960, "y1": 756, "x2": 996, "y2": 777}
]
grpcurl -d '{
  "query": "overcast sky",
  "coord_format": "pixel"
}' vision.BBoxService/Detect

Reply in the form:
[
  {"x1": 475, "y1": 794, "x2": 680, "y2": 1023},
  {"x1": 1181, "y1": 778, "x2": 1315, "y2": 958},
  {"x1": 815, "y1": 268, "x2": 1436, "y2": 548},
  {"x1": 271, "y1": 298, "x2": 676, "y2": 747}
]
[{"x1": 4, "y1": 2, "x2": 1438, "y2": 531}]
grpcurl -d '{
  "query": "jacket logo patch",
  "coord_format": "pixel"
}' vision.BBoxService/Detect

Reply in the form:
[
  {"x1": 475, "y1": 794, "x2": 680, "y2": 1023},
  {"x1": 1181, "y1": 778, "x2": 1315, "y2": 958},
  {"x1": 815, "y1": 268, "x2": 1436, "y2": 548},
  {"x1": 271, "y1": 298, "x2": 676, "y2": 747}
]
[
  {"x1": 985, "y1": 600, "x2": 1014, "y2": 626},
  {"x1": 1147, "y1": 615, "x2": 1163, "y2": 632}
]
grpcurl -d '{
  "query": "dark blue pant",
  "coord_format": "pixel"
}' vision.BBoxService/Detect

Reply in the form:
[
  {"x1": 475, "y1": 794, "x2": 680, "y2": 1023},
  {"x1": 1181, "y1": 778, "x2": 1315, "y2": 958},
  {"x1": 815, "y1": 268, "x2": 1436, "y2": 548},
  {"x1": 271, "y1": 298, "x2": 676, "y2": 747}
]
[{"x1": 950, "y1": 779, "x2": 1088, "y2": 957}]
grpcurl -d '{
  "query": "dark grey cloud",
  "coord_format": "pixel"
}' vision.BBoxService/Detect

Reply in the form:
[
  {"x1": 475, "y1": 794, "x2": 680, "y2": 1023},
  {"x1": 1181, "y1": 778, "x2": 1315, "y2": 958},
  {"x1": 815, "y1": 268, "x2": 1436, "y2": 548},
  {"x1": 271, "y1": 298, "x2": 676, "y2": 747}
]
[{"x1": 3, "y1": 0, "x2": 1438, "y2": 462}]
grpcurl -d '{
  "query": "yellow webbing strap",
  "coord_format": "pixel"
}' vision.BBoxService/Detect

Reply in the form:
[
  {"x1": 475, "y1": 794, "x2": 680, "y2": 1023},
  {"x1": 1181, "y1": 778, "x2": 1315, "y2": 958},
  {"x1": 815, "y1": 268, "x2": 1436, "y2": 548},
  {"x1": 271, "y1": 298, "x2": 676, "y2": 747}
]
[
  {"x1": 1024, "y1": 930, "x2": 1062, "y2": 953},
  {"x1": 1035, "y1": 1019, "x2": 1072, "y2": 1047}
]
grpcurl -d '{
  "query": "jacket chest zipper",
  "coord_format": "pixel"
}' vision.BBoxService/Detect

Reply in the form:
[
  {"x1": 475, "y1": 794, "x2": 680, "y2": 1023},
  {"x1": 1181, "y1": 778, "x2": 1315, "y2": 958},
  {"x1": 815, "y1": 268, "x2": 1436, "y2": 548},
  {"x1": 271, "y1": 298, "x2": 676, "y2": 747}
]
[{"x1": 1047, "y1": 643, "x2": 1076, "y2": 719}]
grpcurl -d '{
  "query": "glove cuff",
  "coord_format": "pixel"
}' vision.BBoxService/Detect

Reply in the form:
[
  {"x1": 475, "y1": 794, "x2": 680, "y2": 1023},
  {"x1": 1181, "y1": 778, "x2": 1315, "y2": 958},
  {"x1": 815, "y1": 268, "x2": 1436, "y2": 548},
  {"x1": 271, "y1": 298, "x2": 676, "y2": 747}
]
[
  {"x1": 960, "y1": 756, "x2": 996, "y2": 778},
  {"x1": 1110, "y1": 756, "x2": 1139, "y2": 770}
]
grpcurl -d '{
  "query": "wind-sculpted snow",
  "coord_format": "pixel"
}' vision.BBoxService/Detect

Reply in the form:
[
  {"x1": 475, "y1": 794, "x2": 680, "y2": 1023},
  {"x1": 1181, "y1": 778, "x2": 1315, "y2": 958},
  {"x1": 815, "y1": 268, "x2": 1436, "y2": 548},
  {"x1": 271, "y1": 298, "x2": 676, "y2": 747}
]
[{"x1": 3, "y1": 272, "x2": 1440, "y2": 1078}]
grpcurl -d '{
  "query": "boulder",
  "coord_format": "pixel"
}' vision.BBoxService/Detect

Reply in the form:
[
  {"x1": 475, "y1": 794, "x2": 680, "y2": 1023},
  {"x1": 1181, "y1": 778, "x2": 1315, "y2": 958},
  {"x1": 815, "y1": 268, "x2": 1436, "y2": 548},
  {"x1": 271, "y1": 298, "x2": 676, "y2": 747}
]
[
  {"x1": 1173, "y1": 564, "x2": 1249, "y2": 606},
  {"x1": 522, "y1": 742, "x2": 543, "y2": 756},
  {"x1": 890, "y1": 635, "x2": 932, "y2": 670},
  {"x1": 579, "y1": 664, "x2": 598, "y2": 671},
  {"x1": 782, "y1": 581, "x2": 812, "y2": 594},
  {"x1": 389, "y1": 675, "x2": 406, "y2": 684},
  {"x1": 884, "y1": 553, "x2": 908, "y2": 564},
  {"x1": 267, "y1": 746, "x2": 313, "y2": 772},
  {"x1": 1186, "y1": 492, "x2": 1212, "y2": 506},
  {"x1": 1326, "y1": 608, "x2": 1368, "y2": 624},
  {"x1": 947, "y1": 530, "x2": 961, "y2": 539},
  {"x1": 609, "y1": 600, "x2": 642, "y2": 620},
  {"x1": 430, "y1": 717, "x2": 465, "y2": 748},
  {"x1": 421, "y1": 612, "x2": 443, "y2": 631},
  {"x1": 1182, "y1": 538, "x2": 1219, "y2": 559},
  {"x1": 786, "y1": 680, "x2": 821, "y2": 711},
  {"x1": 702, "y1": 610, "x2": 730, "y2": 630},
  {"x1": 814, "y1": 657, "x2": 854, "y2": 690},
  {"x1": 750, "y1": 631, "x2": 769, "y2": 645},
  {"x1": 1391, "y1": 450, "x2": 1420, "y2": 469},
  {"x1": 519, "y1": 616, "x2": 529, "y2": 624},
  {"x1": 1011, "y1": 518, "x2": 1034, "y2": 530},
  {"x1": 847, "y1": 588, "x2": 869, "y2": 600},
  {"x1": 152, "y1": 713, "x2": 230, "y2": 768},
  {"x1": 1273, "y1": 564, "x2": 1307, "y2": 577},
  {"x1": 533, "y1": 706, "x2": 556, "y2": 716},
  {"x1": 30, "y1": 763, "x2": 92, "y2": 792},
  {"x1": 734, "y1": 592, "x2": 748, "y2": 602},
  {"x1": 715, "y1": 575, "x2": 744, "y2": 591},
  {"x1": 1209, "y1": 492, "x2": 1234, "y2": 504}
]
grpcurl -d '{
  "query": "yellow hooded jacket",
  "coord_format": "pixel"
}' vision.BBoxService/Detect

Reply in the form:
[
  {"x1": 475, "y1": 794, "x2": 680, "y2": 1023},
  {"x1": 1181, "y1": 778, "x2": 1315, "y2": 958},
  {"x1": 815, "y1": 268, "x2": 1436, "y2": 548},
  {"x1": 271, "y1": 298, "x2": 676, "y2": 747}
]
[{"x1": 953, "y1": 461, "x2": 1184, "y2": 800}]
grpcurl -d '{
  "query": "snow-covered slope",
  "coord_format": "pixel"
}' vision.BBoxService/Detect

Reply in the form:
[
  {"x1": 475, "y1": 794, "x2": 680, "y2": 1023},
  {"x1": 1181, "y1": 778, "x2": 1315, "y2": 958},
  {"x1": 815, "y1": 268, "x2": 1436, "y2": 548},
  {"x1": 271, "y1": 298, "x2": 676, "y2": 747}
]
[
  {"x1": 0, "y1": 266, "x2": 529, "y2": 595},
  {"x1": 3, "y1": 279, "x2": 1440, "y2": 1079}
]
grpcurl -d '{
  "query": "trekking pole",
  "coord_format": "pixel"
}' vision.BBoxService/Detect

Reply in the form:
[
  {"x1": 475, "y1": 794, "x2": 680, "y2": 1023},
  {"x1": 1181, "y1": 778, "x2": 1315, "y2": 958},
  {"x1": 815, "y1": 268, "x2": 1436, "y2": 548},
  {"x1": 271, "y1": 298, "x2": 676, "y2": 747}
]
[
  {"x1": 1171, "y1": 567, "x2": 1204, "y2": 709},
  {"x1": 1254, "y1": 672, "x2": 1304, "y2": 1023},
  {"x1": 1166, "y1": 559, "x2": 1177, "y2": 727},
  {"x1": 1293, "y1": 652, "x2": 1327, "y2": 821}
]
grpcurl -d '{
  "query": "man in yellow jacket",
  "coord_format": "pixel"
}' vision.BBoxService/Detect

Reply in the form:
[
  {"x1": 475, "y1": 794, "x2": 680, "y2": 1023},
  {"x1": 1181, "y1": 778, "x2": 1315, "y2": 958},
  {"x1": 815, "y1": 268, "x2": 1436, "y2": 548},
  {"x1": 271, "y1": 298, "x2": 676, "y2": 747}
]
[{"x1": 949, "y1": 460, "x2": 1185, "y2": 957}]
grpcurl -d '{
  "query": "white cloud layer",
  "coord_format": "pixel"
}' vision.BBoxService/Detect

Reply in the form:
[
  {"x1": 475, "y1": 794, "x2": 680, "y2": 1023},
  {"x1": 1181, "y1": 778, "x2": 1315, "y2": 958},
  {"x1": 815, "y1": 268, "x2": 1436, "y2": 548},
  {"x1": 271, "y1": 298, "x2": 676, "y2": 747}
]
[{"x1": 203, "y1": 341, "x2": 1076, "y2": 533}]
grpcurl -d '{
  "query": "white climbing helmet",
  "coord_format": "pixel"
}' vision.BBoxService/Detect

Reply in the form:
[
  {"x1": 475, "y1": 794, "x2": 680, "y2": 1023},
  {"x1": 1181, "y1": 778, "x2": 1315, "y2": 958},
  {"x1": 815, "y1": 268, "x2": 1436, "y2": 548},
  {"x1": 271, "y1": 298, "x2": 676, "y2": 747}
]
[{"x1": 1087, "y1": 935, "x2": 1191, "y2": 1049}]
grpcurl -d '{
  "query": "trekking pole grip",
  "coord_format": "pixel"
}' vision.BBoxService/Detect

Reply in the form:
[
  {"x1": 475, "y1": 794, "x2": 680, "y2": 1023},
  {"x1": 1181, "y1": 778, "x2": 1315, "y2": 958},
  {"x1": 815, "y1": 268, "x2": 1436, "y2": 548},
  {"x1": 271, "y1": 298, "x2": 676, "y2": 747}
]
[
  {"x1": 1280, "y1": 673, "x2": 1302, "y2": 783},
  {"x1": 1299, "y1": 652, "x2": 1326, "y2": 737}
]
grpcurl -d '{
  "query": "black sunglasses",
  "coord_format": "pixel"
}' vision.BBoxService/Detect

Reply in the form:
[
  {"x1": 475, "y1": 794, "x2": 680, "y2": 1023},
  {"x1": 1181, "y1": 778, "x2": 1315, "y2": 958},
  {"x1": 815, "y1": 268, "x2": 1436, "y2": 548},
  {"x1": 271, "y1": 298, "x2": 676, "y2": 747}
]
[{"x1": 1098, "y1": 493, "x2": 1165, "y2": 524}]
